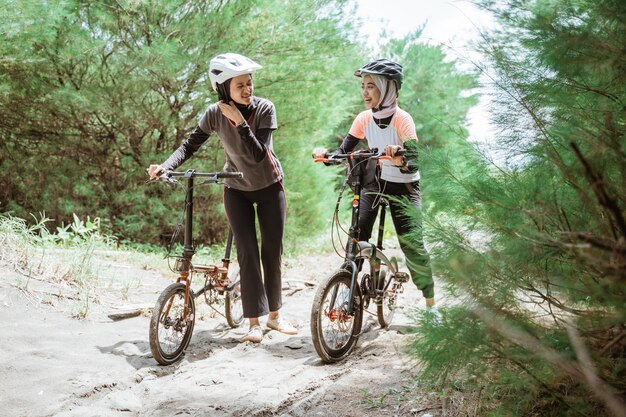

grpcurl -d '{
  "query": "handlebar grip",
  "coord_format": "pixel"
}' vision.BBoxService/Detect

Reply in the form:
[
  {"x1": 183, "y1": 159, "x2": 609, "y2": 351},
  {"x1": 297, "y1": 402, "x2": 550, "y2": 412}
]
[
  {"x1": 313, "y1": 157, "x2": 343, "y2": 165},
  {"x1": 380, "y1": 149, "x2": 406, "y2": 160},
  {"x1": 217, "y1": 172, "x2": 244, "y2": 179}
]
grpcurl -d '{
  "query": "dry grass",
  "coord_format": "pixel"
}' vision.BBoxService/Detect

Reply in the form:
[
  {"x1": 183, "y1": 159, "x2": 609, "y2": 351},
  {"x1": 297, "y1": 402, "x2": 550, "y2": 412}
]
[{"x1": 0, "y1": 214, "x2": 110, "y2": 317}]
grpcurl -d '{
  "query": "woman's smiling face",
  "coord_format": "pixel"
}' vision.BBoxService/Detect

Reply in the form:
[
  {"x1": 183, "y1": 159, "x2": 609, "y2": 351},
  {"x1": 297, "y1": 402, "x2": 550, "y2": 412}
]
[
  {"x1": 229, "y1": 74, "x2": 253, "y2": 105},
  {"x1": 361, "y1": 74, "x2": 380, "y2": 109}
]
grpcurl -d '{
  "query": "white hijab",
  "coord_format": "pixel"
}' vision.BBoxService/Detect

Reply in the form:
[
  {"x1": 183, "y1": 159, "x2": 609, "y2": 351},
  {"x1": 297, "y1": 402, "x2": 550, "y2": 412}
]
[{"x1": 369, "y1": 74, "x2": 398, "y2": 119}]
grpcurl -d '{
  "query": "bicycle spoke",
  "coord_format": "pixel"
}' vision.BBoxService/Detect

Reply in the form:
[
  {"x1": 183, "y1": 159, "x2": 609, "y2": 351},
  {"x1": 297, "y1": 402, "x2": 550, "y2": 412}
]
[
  {"x1": 149, "y1": 283, "x2": 195, "y2": 365},
  {"x1": 321, "y1": 281, "x2": 354, "y2": 349}
]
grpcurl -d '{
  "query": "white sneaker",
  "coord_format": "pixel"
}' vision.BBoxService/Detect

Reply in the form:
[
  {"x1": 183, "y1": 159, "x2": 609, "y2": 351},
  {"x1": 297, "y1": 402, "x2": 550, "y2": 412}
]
[
  {"x1": 266, "y1": 314, "x2": 298, "y2": 335},
  {"x1": 242, "y1": 325, "x2": 263, "y2": 343}
]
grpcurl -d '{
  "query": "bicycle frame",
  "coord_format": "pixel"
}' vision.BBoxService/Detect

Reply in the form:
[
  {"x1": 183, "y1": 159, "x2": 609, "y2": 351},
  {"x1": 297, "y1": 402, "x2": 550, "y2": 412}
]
[
  {"x1": 322, "y1": 151, "x2": 399, "y2": 315},
  {"x1": 159, "y1": 169, "x2": 242, "y2": 321},
  {"x1": 310, "y1": 149, "x2": 410, "y2": 362},
  {"x1": 148, "y1": 168, "x2": 245, "y2": 365}
]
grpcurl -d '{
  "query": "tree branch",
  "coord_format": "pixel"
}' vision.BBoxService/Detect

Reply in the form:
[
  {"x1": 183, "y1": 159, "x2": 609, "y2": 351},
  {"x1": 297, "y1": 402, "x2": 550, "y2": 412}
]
[{"x1": 570, "y1": 141, "x2": 626, "y2": 243}]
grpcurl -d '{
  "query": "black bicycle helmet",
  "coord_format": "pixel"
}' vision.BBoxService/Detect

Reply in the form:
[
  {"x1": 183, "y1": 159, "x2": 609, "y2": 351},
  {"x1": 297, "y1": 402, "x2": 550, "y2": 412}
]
[{"x1": 354, "y1": 59, "x2": 403, "y2": 90}]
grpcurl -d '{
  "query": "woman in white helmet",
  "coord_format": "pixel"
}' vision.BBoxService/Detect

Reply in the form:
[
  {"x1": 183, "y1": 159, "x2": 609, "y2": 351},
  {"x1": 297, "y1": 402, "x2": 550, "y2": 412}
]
[{"x1": 148, "y1": 53, "x2": 296, "y2": 343}]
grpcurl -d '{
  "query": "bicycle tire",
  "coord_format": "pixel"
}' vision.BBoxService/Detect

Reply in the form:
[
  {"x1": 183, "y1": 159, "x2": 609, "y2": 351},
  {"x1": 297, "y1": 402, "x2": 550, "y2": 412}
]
[
  {"x1": 353, "y1": 247, "x2": 399, "y2": 329},
  {"x1": 149, "y1": 282, "x2": 195, "y2": 365},
  {"x1": 225, "y1": 287, "x2": 244, "y2": 328},
  {"x1": 224, "y1": 262, "x2": 243, "y2": 328},
  {"x1": 310, "y1": 270, "x2": 363, "y2": 363}
]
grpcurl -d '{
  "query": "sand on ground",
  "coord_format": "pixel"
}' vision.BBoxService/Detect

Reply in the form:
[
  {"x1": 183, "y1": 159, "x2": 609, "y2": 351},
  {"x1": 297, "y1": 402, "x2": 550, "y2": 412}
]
[{"x1": 0, "y1": 248, "x2": 442, "y2": 417}]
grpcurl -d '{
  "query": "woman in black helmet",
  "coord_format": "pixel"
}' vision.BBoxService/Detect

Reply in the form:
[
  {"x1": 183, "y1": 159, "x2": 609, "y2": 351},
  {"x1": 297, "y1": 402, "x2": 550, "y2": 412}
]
[
  {"x1": 148, "y1": 53, "x2": 297, "y2": 343},
  {"x1": 313, "y1": 58, "x2": 436, "y2": 309}
]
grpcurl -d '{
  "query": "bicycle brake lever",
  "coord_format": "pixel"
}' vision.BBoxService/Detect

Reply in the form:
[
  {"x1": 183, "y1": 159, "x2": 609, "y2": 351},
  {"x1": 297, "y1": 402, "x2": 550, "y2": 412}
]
[
  {"x1": 145, "y1": 167, "x2": 174, "y2": 184},
  {"x1": 198, "y1": 175, "x2": 221, "y2": 185},
  {"x1": 163, "y1": 175, "x2": 178, "y2": 185},
  {"x1": 146, "y1": 173, "x2": 177, "y2": 185}
]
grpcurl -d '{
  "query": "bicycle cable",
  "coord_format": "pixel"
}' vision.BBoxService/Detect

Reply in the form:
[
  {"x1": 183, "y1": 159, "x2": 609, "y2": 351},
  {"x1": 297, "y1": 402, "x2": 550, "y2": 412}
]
[
  {"x1": 330, "y1": 156, "x2": 379, "y2": 258},
  {"x1": 165, "y1": 178, "x2": 225, "y2": 271}
]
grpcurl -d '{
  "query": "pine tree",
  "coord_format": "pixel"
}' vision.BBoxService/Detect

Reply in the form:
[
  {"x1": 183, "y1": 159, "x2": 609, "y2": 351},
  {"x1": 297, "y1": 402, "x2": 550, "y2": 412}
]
[
  {"x1": 409, "y1": 1, "x2": 626, "y2": 416},
  {"x1": 0, "y1": 0, "x2": 362, "y2": 245}
]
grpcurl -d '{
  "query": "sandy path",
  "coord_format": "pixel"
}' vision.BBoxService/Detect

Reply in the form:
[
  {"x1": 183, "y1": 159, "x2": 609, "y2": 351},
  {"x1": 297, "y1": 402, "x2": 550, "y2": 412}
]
[{"x1": 0, "y1": 250, "x2": 438, "y2": 417}]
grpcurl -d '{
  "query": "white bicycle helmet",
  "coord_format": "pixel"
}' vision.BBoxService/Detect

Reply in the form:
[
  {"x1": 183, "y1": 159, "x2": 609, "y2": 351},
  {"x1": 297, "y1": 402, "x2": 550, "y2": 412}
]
[{"x1": 209, "y1": 53, "x2": 262, "y2": 92}]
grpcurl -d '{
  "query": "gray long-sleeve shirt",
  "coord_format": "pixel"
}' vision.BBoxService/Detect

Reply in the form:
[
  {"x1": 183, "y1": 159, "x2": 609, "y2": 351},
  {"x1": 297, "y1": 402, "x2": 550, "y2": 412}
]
[{"x1": 162, "y1": 96, "x2": 283, "y2": 191}]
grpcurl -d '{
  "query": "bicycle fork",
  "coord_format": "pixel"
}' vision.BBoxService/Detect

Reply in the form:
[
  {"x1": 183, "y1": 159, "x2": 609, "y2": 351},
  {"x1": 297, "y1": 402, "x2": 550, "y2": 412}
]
[{"x1": 156, "y1": 270, "x2": 193, "y2": 330}]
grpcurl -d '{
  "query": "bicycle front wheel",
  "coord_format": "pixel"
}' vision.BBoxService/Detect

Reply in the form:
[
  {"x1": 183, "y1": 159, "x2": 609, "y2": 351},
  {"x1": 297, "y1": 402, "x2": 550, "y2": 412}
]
[
  {"x1": 310, "y1": 270, "x2": 363, "y2": 363},
  {"x1": 149, "y1": 282, "x2": 195, "y2": 365}
]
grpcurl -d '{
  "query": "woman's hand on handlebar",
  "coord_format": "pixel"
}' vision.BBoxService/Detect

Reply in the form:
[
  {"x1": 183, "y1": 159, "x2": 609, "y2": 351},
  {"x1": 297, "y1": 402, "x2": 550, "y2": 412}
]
[
  {"x1": 147, "y1": 164, "x2": 165, "y2": 180},
  {"x1": 312, "y1": 147, "x2": 327, "y2": 159},
  {"x1": 384, "y1": 145, "x2": 405, "y2": 167},
  {"x1": 384, "y1": 145, "x2": 403, "y2": 156}
]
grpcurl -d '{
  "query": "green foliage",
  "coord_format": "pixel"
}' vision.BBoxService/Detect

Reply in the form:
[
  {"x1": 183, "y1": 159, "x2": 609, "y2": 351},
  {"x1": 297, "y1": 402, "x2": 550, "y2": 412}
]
[
  {"x1": 384, "y1": 30, "x2": 479, "y2": 149},
  {"x1": 0, "y1": 0, "x2": 362, "y2": 248},
  {"x1": 407, "y1": 1, "x2": 626, "y2": 416},
  {"x1": 379, "y1": 30, "x2": 482, "y2": 217},
  {"x1": 53, "y1": 213, "x2": 110, "y2": 245}
]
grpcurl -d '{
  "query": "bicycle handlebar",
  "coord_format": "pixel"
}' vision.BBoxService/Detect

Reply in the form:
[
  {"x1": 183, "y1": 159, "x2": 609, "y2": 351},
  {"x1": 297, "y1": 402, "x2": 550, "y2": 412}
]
[
  {"x1": 165, "y1": 170, "x2": 244, "y2": 179},
  {"x1": 313, "y1": 148, "x2": 405, "y2": 164},
  {"x1": 145, "y1": 169, "x2": 244, "y2": 184}
]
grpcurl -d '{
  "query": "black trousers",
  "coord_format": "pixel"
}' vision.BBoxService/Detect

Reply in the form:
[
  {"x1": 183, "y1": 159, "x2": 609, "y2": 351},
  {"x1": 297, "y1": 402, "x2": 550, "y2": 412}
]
[
  {"x1": 224, "y1": 181, "x2": 286, "y2": 318},
  {"x1": 359, "y1": 180, "x2": 434, "y2": 299}
]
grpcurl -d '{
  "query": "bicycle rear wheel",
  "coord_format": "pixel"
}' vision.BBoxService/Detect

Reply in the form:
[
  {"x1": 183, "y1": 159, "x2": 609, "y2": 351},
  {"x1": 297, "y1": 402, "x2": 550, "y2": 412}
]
[
  {"x1": 310, "y1": 270, "x2": 363, "y2": 363},
  {"x1": 224, "y1": 262, "x2": 244, "y2": 328},
  {"x1": 225, "y1": 288, "x2": 244, "y2": 328},
  {"x1": 376, "y1": 269, "x2": 401, "y2": 328},
  {"x1": 149, "y1": 282, "x2": 195, "y2": 365}
]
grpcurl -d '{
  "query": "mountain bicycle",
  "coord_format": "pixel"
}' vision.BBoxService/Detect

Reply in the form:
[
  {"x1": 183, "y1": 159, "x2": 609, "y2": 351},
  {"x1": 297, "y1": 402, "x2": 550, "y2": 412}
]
[
  {"x1": 310, "y1": 149, "x2": 410, "y2": 363},
  {"x1": 146, "y1": 169, "x2": 245, "y2": 365}
]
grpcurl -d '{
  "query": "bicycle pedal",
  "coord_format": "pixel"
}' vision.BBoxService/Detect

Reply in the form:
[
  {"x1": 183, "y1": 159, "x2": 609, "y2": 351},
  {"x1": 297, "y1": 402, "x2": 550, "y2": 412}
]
[{"x1": 394, "y1": 272, "x2": 410, "y2": 283}]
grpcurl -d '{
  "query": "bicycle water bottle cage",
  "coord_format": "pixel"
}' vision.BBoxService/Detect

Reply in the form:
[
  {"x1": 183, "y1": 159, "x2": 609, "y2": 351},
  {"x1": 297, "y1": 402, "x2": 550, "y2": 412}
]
[{"x1": 394, "y1": 272, "x2": 410, "y2": 283}]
